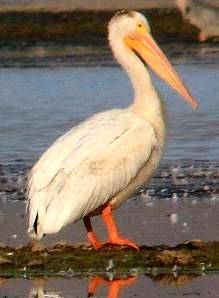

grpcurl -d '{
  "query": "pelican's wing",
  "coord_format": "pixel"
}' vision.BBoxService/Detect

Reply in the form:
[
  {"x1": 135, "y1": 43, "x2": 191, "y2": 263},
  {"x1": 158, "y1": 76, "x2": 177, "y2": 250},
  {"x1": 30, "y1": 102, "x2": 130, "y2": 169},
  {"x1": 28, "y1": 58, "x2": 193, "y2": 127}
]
[{"x1": 27, "y1": 109, "x2": 157, "y2": 236}]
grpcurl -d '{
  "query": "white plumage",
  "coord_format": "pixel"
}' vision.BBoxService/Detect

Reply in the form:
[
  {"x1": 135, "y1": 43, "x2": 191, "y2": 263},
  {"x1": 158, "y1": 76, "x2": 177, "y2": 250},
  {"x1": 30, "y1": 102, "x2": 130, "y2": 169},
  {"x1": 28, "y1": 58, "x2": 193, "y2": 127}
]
[
  {"x1": 27, "y1": 109, "x2": 156, "y2": 237},
  {"x1": 27, "y1": 11, "x2": 197, "y2": 248}
]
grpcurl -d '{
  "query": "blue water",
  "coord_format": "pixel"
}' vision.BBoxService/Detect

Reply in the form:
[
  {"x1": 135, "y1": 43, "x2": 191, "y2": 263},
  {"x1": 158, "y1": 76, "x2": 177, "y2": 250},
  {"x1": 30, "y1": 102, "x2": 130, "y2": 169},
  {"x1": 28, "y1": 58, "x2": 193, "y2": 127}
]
[{"x1": 0, "y1": 63, "x2": 218, "y2": 166}]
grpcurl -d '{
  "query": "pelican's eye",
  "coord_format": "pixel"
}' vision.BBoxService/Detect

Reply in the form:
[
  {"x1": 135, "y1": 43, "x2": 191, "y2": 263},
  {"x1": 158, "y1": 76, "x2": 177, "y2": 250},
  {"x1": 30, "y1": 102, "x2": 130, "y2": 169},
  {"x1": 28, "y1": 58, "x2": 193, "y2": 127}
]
[{"x1": 136, "y1": 22, "x2": 149, "y2": 33}]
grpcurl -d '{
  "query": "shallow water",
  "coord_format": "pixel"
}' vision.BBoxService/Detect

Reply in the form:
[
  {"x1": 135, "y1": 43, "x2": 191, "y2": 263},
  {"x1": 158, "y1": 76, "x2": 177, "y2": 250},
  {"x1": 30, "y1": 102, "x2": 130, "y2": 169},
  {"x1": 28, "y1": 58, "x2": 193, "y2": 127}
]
[
  {"x1": 1, "y1": 192, "x2": 219, "y2": 247},
  {"x1": 0, "y1": 170, "x2": 219, "y2": 296},
  {"x1": 1, "y1": 277, "x2": 219, "y2": 297},
  {"x1": 0, "y1": 62, "x2": 218, "y2": 165},
  {"x1": 1, "y1": 274, "x2": 219, "y2": 297}
]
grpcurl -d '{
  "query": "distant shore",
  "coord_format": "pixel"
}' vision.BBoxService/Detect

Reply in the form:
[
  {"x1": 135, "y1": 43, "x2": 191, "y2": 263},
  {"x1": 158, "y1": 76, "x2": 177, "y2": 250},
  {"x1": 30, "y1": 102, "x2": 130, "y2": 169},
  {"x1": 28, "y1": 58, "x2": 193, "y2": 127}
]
[
  {"x1": 0, "y1": 9, "x2": 200, "y2": 44},
  {"x1": 0, "y1": 0, "x2": 218, "y2": 12},
  {"x1": 0, "y1": 1, "x2": 177, "y2": 12}
]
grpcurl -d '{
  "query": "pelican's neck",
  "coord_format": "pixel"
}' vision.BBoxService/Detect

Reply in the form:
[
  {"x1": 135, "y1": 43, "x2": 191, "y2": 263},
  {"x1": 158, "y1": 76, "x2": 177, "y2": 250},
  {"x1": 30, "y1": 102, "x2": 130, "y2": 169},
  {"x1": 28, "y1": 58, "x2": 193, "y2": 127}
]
[
  {"x1": 109, "y1": 36, "x2": 166, "y2": 143},
  {"x1": 110, "y1": 37, "x2": 165, "y2": 125}
]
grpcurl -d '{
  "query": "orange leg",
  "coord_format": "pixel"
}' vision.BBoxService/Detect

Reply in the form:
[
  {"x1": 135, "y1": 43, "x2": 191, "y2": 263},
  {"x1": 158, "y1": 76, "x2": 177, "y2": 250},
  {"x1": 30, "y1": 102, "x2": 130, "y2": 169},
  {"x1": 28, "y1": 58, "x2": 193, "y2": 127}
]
[
  {"x1": 102, "y1": 205, "x2": 139, "y2": 250},
  {"x1": 83, "y1": 216, "x2": 103, "y2": 249}
]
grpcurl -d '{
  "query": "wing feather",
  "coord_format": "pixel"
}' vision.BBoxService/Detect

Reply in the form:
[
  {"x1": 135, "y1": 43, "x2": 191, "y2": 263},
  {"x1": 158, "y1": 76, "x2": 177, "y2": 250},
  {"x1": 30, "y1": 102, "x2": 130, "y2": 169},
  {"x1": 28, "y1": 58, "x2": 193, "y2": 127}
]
[{"x1": 27, "y1": 109, "x2": 157, "y2": 236}]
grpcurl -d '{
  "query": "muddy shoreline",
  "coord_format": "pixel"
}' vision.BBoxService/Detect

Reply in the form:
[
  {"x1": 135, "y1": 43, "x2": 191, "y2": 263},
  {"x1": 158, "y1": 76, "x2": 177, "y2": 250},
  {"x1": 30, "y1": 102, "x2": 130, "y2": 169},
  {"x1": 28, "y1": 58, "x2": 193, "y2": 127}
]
[
  {"x1": 0, "y1": 240, "x2": 218, "y2": 279},
  {"x1": 0, "y1": 9, "x2": 217, "y2": 67},
  {"x1": 0, "y1": 8, "x2": 216, "y2": 68}
]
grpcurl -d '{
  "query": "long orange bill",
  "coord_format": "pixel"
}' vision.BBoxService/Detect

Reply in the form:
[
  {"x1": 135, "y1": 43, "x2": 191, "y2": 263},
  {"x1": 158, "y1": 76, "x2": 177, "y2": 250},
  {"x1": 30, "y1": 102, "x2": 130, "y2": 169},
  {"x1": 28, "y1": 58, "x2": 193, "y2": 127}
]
[{"x1": 125, "y1": 32, "x2": 198, "y2": 109}]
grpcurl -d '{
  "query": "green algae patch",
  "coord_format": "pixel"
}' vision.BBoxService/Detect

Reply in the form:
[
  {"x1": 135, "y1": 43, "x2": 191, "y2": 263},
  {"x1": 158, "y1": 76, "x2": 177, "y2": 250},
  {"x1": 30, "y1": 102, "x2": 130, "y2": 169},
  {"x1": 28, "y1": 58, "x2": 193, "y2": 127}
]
[{"x1": 0, "y1": 240, "x2": 219, "y2": 278}]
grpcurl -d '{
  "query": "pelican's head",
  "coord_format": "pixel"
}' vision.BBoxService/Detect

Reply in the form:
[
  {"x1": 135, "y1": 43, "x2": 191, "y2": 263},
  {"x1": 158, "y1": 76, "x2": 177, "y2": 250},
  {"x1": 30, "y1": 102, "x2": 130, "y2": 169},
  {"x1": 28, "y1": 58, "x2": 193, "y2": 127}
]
[{"x1": 109, "y1": 11, "x2": 198, "y2": 109}]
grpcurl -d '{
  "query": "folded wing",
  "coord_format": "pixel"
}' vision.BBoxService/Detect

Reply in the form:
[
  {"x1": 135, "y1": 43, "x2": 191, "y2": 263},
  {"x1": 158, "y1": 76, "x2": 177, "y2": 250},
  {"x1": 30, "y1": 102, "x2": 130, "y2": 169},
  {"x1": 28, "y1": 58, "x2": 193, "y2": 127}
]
[{"x1": 27, "y1": 109, "x2": 157, "y2": 237}]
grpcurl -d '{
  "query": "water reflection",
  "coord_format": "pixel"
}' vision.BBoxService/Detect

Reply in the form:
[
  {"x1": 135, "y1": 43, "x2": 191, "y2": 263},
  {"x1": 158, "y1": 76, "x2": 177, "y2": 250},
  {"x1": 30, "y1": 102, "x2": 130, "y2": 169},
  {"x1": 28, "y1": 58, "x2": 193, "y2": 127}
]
[
  {"x1": 29, "y1": 288, "x2": 63, "y2": 298},
  {"x1": 27, "y1": 273, "x2": 204, "y2": 298},
  {"x1": 175, "y1": 0, "x2": 219, "y2": 41},
  {"x1": 28, "y1": 276, "x2": 137, "y2": 298},
  {"x1": 0, "y1": 273, "x2": 217, "y2": 297},
  {"x1": 0, "y1": 278, "x2": 7, "y2": 286},
  {"x1": 29, "y1": 279, "x2": 63, "y2": 298},
  {"x1": 150, "y1": 273, "x2": 198, "y2": 287},
  {"x1": 87, "y1": 276, "x2": 137, "y2": 297}
]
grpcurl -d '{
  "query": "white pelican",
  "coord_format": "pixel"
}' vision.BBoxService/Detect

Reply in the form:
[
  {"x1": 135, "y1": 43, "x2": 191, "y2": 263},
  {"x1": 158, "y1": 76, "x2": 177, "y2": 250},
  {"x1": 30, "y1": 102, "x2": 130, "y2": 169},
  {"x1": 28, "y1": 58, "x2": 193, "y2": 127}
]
[{"x1": 27, "y1": 11, "x2": 198, "y2": 250}]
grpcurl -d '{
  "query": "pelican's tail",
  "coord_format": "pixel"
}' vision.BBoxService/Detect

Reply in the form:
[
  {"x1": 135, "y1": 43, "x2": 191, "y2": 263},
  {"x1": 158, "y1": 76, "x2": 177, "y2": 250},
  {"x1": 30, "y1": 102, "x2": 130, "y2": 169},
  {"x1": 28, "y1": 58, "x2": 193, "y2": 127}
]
[
  {"x1": 28, "y1": 212, "x2": 45, "y2": 240},
  {"x1": 27, "y1": 191, "x2": 73, "y2": 239},
  {"x1": 26, "y1": 191, "x2": 47, "y2": 240}
]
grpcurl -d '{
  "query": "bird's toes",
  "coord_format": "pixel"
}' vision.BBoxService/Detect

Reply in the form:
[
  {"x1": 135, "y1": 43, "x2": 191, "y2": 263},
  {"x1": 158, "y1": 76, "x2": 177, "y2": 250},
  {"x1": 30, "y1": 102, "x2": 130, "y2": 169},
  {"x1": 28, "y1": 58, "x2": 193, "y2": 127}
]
[{"x1": 107, "y1": 237, "x2": 140, "y2": 251}]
